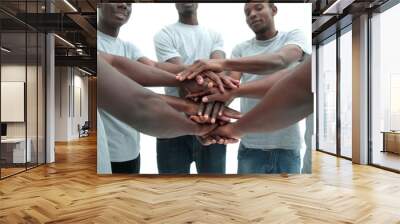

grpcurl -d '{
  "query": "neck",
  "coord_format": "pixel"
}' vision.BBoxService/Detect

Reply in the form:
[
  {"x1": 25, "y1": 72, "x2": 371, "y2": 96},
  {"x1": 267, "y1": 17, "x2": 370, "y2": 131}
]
[
  {"x1": 255, "y1": 25, "x2": 278, "y2": 41},
  {"x1": 98, "y1": 22, "x2": 119, "y2": 38},
  {"x1": 178, "y1": 14, "x2": 198, "y2": 25}
]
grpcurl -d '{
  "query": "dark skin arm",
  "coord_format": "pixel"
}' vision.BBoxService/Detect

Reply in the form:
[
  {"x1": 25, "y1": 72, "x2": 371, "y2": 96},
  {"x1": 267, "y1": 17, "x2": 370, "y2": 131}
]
[
  {"x1": 158, "y1": 95, "x2": 241, "y2": 123},
  {"x1": 178, "y1": 45, "x2": 303, "y2": 80},
  {"x1": 165, "y1": 55, "x2": 232, "y2": 122},
  {"x1": 97, "y1": 55, "x2": 216, "y2": 138},
  {"x1": 138, "y1": 56, "x2": 187, "y2": 74},
  {"x1": 207, "y1": 57, "x2": 312, "y2": 142},
  {"x1": 99, "y1": 52, "x2": 208, "y2": 94},
  {"x1": 198, "y1": 68, "x2": 290, "y2": 103}
]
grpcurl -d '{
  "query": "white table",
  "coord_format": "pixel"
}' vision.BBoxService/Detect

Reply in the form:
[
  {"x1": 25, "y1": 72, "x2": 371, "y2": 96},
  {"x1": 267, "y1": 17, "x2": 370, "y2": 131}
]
[{"x1": 1, "y1": 138, "x2": 31, "y2": 163}]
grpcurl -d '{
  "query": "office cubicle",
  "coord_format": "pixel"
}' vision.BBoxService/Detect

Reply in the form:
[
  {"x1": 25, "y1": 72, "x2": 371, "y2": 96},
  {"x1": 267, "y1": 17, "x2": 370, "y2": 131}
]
[{"x1": 0, "y1": 0, "x2": 46, "y2": 179}]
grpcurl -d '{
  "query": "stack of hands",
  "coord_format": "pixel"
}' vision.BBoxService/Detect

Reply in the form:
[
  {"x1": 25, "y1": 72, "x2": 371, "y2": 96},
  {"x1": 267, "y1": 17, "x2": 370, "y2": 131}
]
[{"x1": 177, "y1": 59, "x2": 243, "y2": 145}]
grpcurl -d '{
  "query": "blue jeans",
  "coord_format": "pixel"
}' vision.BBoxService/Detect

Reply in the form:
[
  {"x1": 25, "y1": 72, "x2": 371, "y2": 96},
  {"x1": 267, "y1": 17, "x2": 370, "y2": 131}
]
[
  {"x1": 237, "y1": 144, "x2": 301, "y2": 174},
  {"x1": 157, "y1": 135, "x2": 226, "y2": 174}
]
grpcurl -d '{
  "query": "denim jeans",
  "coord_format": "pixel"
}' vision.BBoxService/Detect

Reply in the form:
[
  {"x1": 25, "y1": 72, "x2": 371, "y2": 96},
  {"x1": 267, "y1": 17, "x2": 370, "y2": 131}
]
[
  {"x1": 237, "y1": 144, "x2": 301, "y2": 174},
  {"x1": 157, "y1": 135, "x2": 226, "y2": 174}
]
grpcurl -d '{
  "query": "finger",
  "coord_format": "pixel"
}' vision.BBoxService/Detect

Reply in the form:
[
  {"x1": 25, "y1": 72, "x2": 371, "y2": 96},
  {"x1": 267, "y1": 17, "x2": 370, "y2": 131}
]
[
  {"x1": 214, "y1": 135, "x2": 221, "y2": 143},
  {"x1": 218, "y1": 120, "x2": 228, "y2": 126},
  {"x1": 218, "y1": 105, "x2": 224, "y2": 116},
  {"x1": 217, "y1": 115, "x2": 231, "y2": 122},
  {"x1": 198, "y1": 103, "x2": 205, "y2": 116},
  {"x1": 222, "y1": 107, "x2": 242, "y2": 119},
  {"x1": 206, "y1": 72, "x2": 225, "y2": 93},
  {"x1": 188, "y1": 65, "x2": 206, "y2": 80},
  {"x1": 176, "y1": 72, "x2": 182, "y2": 80},
  {"x1": 196, "y1": 75, "x2": 204, "y2": 85},
  {"x1": 177, "y1": 71, "x2": 190, "y2": 81},
  {"x1": 203, "y1": 102, "x2": 214, "y2": 120},
  {"x1": 202, "y1": 93, "x2": 221, "y2": 103},
  {"x1": 210, "y1": 102, "x2": 221, "y2": 124},
  {"x1": 186, "y1": 90, "x2": 209, "y2": 99},
  {"x1": 217, "y1": 137, "x2": 225, "y2": 144},
  {"x1": 207, "y1": 81, "x2": 215, "y2": 89},
  {"x1": 197, "y1": 136, "x2": 212, "y2": 146},
  {"x1": 199, "y1": 115, "x2": 209, "y2": 123},
  {"x1": 225, "y1": 138, "x2": 238, "y2": 144},
  {"x1": 190, "y1": 115, "x2": 203, "y2": 124},
  {"x1": 179, "y1": 63, "x2": 201, "y2": 81},
  {"x1": 221, "y1": 76, "x2": 240, "y2": 89},
  {"x1": 228, "y1": 138, "x2": 239, "y2": 144}
]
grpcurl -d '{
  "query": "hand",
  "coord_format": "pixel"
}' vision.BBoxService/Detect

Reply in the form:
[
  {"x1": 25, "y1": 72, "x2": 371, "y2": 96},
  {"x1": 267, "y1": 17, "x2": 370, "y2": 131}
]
[
  {"x1": 208, "y1": 123, "x2": 243, "y2": 143},
  {"x1": 196, "y1": 134, "x2": 238, "y2": 146},
  {"x1": 177, "y1": 59, "x2": 226, "y2": 81},
  {"x1": 193, "y1": 123, "x2": 218, "y2": 136},
  {"x1": 187, "y1": 87, "x2": 236, "y2": 103},
  {"x1": 200, "y1": 87, "x2": 236, "y2": 103},
  {"x1": 187, "y1": 102, "x2": 241, "y2": 124},
  {"x1": 202, "y1": 71, "x2": 239, "y2": 93},
  {"x1": 197, "y1": 123, "x2": 240, "y2": 145},
  {"x1": 180, "y1": 79, "x2": 208, "y2": 96}
]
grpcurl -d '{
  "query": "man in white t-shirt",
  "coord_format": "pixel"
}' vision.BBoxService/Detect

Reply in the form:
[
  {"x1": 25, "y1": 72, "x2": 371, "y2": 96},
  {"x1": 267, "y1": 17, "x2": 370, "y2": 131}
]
[
  {"x1": 97, "y1": 3, "x2": 154, "y2": 174},
  {"x1": 177, "y1": 3, "x2": 311, "y2": 173},
  {"x1": 228, "y1": 3, "x2": 310, "y2": 173},
  {"x1": 229, "y1": 3, "x2": 311, "y2": 173},
  {"x1": 153, "y1": 3, "x2": 227, "y2": 174}
]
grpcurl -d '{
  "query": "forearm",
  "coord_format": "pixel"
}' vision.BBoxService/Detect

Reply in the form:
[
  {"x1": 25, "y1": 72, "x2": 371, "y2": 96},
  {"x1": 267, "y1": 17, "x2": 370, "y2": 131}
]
[
  {"x1": 233, "y1": 68, "x2": 291, "y2": 98},
  {"x1": 155, "y1": 62, "x2": 187, "y2": 74},
  {"x1": 99, "y1": 52, "x2": 181, "y2": 87},
  {"x1": 98, "y1": 56, "x2": 199, "y2": 138},
  {"x1": 158, "y1": 94, "x2": 195, "y2": 114},
  {"x1": 224, "y1": 53, "x2": 287, "y2": 75},
  {"x1": 233, "y1": 57, "x2": 312, "y2": 133}
]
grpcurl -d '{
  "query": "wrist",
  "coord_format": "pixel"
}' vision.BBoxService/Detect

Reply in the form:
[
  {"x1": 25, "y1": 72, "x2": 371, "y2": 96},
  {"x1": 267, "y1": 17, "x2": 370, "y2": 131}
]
[
  {"x1": 230, "y1": 122, "x2": 245, "y2": 138},
  {"x1": 222, "y1": 59, "x2": 231, "y2": 71},
  {"x1": 184, "y1": 100, "x2": 198, "y2": 115},
  {"x1": 230, "y1": 87, "x2": 240, "y2": 98}
]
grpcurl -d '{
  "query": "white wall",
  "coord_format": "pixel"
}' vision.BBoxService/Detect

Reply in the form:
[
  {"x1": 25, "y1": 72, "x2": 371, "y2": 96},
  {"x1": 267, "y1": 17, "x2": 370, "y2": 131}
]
[{"x1": 54, "y1": 67, "x2": 89, "y2": 141}]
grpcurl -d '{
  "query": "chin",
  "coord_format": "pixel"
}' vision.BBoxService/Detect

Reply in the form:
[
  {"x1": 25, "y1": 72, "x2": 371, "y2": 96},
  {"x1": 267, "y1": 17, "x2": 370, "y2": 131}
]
[{"x1": 254, "y1": 27, "x2": 268, "y2": 35}]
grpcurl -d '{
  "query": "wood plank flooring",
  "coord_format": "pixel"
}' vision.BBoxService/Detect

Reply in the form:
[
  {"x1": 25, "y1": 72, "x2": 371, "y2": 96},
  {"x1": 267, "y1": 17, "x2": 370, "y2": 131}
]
[{"x1": 1, "y1": 135, "x2": 400, "y2": 223}]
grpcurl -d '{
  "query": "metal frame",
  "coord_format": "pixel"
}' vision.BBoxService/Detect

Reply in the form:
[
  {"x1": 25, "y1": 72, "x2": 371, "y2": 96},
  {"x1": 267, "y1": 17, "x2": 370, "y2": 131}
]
[
  {"x1": 0, "y1": 0, "x2": 47, "y2": 180},
  {"x1": 316, "y1": 0, "x2": 400, "y2": 172},
  {"x1": 315, "y1": 19, "x2": 353, "y2": 161},
  {"x1": 367, "y1": 0, "x2": 400, "y2": 172}
]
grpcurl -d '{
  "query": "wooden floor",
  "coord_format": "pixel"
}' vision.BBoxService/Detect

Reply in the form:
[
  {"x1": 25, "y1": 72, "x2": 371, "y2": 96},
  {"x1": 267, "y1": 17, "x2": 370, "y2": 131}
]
[{"x1": 1, "y1": 135, "x2": 400, "y2": 223}]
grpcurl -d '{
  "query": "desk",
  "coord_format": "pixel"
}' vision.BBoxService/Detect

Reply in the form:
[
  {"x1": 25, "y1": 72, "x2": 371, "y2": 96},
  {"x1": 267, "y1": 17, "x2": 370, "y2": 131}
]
[
  {"x1": 382, "y1": 131, "x2": 400, "y2": 154},
  {"x1": 1, "y1": 138, "x2": 31, "y2": 163}
]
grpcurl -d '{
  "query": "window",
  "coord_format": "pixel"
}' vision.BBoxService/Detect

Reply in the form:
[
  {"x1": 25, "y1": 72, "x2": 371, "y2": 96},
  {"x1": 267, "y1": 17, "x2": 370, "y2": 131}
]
[
  {"x1": 370, "y1": 2, "x2": 400, "y2": 171},
  {"x1": 339, "y1": 28, "x2": 352, "y2": 158},
  {"x1": 317, "y1": 36, "x2": 337, "y2": 155}
]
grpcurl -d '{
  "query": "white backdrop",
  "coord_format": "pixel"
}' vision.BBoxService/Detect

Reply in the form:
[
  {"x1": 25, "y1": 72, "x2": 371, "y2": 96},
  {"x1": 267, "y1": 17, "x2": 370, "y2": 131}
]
[{"x1": 119, "y1": 3, "x2": 312, "y2": 174}]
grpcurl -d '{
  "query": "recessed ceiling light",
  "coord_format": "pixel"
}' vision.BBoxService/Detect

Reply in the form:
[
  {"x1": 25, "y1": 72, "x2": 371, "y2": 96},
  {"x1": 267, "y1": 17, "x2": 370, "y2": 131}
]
[
  {"x1": 63, "y1": 0, "x2": 78, "y2": 12},
  {"x1": 54, "y1": 34, "x2": 75, "y2": 48},
  {"x1": 78, "y1": 67, "x2": 92, "y2": 76},
  {"x1": 1, "y1": 47, "x2": 11, "y2": 53}
]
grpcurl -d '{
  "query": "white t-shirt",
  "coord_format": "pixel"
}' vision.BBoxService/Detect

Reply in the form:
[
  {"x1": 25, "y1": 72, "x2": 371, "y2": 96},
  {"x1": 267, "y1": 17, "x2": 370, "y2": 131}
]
[
  {"x1": 97, "y1": 109, "x2": 111, "y2": 174},
  {"x1": 97, "y1": 31, "x2": 143, "y2": 162},
  {"x1": 154, "y1": 22, "x2": 224, "y2": 97},
  {"x1": 232, "y1": 29, "x2": 311, "y2": 150}
]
